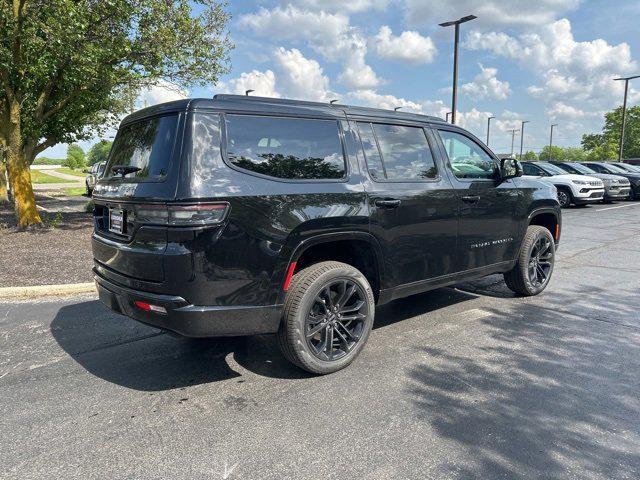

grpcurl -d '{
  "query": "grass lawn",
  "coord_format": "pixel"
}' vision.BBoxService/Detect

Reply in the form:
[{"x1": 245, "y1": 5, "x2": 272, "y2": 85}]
[
  {"x1": 31, "y1": 170, "x2": 63, "y2": 184},
  {"x1": 62, "y1": 187, "x2": 87, "y2": 196},
  {"x1": 55, "y1": 167, "x2": 86, "y2": 178}
]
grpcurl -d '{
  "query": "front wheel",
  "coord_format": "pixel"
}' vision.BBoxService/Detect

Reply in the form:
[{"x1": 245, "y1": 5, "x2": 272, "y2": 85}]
[
  {"x1": 277, "y1": 261, "x2": 375, "y2": 374},
  {"x1": 504, "y1": 225, "x2": 556, "y2": 296},
  {"x1": 556, "y1": 187, "x2": 572, "y2": 208}
]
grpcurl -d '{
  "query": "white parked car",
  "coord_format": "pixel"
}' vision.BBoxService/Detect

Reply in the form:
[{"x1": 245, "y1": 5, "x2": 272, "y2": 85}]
[{"x1": 521, "y1": 161, "x2": 604, "y2": 208}]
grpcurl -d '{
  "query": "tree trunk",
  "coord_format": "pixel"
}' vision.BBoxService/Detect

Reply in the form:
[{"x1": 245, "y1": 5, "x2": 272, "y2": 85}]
[
  {"x1": 6, "y1": 100, "x2": 42, "y2": 227},
  {"x1": 0, "y1": 161, "x2": 8, "y2": 203}
]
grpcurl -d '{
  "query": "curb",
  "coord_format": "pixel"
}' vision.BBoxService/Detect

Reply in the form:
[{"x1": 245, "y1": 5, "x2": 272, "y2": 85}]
[{"x1": 0, "y1": 282, "x2": 96, "y2": 300}]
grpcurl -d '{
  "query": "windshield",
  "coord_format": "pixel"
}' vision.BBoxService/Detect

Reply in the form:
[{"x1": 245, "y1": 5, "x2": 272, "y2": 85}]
[
  {"x1": 567, "y1": 162, "x2": 597, "y2": 175},
  {"x1": 104, "y1": 114, "x2": 178, "y2": 179},
  {"x1": 537, "y1": 162, "x2": 567, "y2": 175},
  {"x1": 619, "y1": 163, "x2": 640, "y2": 172},
  {"x1": 602, "y1": 163, "x2": 627, "y2": 174}
]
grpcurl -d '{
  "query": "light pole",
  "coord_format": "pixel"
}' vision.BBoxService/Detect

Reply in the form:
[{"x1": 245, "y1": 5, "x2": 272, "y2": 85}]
[
  {"x1": 613, "y1": 75, "x2": 640, "y2": 161},
  {"x1": 508, "y1": 128, "x2": 519, "y2": 157},
  {"x1": 486, "y1": 116, "x2": 495, "y2": 146},
  {"x1": 519, "y1": 120, "x2": 530, "y2": 160},
  {"x1": 549, "y1": 124, "x2": 558, "y2": 158},
  {"x1": 439, "y1": 15, "x2": 477, "y2": 125}
]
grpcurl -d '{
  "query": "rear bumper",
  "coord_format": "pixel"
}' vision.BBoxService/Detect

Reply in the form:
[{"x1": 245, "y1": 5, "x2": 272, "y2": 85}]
[{"x1": 94, "y1": 270, "x2": 282, "y2": 337}]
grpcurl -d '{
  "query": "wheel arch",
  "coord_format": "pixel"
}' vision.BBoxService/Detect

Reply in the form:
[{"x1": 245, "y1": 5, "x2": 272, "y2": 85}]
[
  {"x1": 528, "y1": 208, "x2": 561, "y2": 243},
  {"x1": 275, "y1": 232, "x2": 385, "y2": 305}
]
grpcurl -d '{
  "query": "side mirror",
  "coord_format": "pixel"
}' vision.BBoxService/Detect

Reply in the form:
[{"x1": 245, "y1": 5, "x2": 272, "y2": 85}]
[
  {"x1": 500, "y1": 157, "x2": 522, "y2": 180},
  {"x1": 82, "y1": 169, "x2": 89, "y2": 173}
]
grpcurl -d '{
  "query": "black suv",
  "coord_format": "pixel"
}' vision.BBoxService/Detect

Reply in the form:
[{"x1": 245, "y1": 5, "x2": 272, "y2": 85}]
[{"x1": 92, "y1": 95, "x2": 561, "y2": 374}]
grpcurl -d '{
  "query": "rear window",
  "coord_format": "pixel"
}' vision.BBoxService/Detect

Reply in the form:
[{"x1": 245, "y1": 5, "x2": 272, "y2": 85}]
[
  {"x1": 224, "y1": 115, "x2": 345, "y2": 180},
  {"x1": 104, "y1": 114, "x2": 179, "y2": 180}
]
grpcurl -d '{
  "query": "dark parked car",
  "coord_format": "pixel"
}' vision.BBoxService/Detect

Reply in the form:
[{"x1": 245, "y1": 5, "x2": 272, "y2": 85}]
[
  {"x1": 581, "y1": 162, "x2": 640, "y2": 199},
  {"x1": 549, "y1": 161, "x2": 630, "y2": 202},
  {"x1": 92, "y1": 96, "x2": 561, "y2": 374},
  {"x1": 614, "y1": 162, "x2": 640, "y2": 173}
]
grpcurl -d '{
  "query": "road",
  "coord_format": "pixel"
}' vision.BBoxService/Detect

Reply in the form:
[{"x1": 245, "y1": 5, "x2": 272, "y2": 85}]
[{"x1": 2, "y1": 203, "x2": 640, "y2": 479}]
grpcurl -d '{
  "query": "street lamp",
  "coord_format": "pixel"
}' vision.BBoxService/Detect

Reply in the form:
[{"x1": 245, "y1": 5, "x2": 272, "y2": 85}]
[
  {"x1": 508, "y1": 128, "x2": 519, "y2": 157},
  {"x1": 519, "y1": 120, "x2": 530, "y2": 160},
  {"x1": 486, "y1": 116, "x2": 495, "y2": 146},
  {"x1": 439, "y1": 15, "x2": 477, "y2": 125},
  {"x1": 245, "y1": 89, "x2": 254, "y2": 96},
  {"x1": 613, "y1": 75, "x2": 640, "y2": 161},
  {"x1": 549, "y1": 124, "x2": 558, "y2": 159}
]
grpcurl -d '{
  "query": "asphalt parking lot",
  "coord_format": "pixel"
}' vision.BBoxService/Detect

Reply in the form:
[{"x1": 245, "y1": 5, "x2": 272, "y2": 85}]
[{"x1": 2, "y1": 202, "x2": 640, "y2": 479}]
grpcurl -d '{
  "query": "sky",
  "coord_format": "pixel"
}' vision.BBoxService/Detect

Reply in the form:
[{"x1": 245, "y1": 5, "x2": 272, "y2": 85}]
[{"x1": 42, "y1": 0, "x2": 640, "y2": 158}]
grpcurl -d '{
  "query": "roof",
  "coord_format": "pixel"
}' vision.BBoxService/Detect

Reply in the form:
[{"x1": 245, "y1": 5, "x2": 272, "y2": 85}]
[{"x1": 121, "y1": 94, "x2": 446, "y2": 126}]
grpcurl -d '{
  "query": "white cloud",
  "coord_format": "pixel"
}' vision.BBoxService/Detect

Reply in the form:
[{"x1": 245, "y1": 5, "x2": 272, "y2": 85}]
[
  {"x1": 460, "y1": 64, "x2": 511, "y2": 100},
  {"x1": 138, "y1": 80, "x2": 188, "y2": 107},
  {"x1": 404, "y1": 0, "x2": 579, "y2": 28},
  {"x1": 238, "y1": 6, "x2": 349, "y2": 45},
  {"x1": 465, "y1": 18, "x2": 638, "y2": 131},
  {"x1": 546, "y1": 101, "x2": 600, "y2": 120},
  {"x1": 238, "y1": 5, "x2": 383, "y2": 90},
  {"x1": 273, "y1": 48, "x2": 334, "y2": 101},
  {"x1": 220, "y1": 48, "x2": 334, "y2": 102},
  {"x1": 372, "y1": 26, "x2": 437, "y2": 65},
  {"x1": 225, "y1": 70, "x2": 281, "y2": 98},
  {"x1": 346, "y1": 89, "x2": 426, "y2": 113},
  {"x1": 297, "y1": 0, "x2": 389, "y2": 13}
]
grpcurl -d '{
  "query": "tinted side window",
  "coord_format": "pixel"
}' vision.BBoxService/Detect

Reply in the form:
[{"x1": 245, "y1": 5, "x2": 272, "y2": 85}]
[
  {"x1": 372, "y1": 124, "x2": 437, "y2": 180},
  {"x1": 587, "y1": 163, "x2": 605, "y2": 173},
  {"x1": 225, "y1": 115, "x2": 345, "y2": 180},
  {"x1": 522, "y1": 163, "x2": 541, "y2": 176},
  {"x1": 437, "y1": 130, "x2": 496, "y2": 179}
]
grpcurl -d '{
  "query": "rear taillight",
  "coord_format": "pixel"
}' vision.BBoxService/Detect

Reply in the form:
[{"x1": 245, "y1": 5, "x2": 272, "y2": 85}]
[{"x1": 134, "y1": 203, "x2": 229, "y2": 227}]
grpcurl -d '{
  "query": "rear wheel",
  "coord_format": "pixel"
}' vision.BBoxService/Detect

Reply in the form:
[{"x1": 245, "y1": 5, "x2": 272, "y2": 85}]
[
  {"x1": 277, "y1": 261, "x2": 375, "y2": 374},
  {"x1": 504, "y1": 225, "x2": 555, "y2": 296}
]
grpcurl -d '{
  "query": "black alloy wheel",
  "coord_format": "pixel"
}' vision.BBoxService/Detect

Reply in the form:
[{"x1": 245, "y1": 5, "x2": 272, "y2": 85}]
[
  {"x1": 304, "y1": 279, "x2": 368, "y2": 361},
  {"x1": 527, "y1": 235, "x2": 553, "y2": 288}
]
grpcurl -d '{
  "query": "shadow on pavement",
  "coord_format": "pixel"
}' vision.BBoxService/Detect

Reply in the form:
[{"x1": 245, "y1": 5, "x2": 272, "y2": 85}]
[
  {"x1": 51, "y1": 287, "x2": 476, "y2": 391},
  {"x1": 407, "y1": 286, "x2": 640, "y2": 478}
]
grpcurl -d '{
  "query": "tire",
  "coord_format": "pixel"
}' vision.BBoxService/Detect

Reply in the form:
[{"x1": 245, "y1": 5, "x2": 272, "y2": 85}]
[
  {"x1": 504, "y1": 225, "x2": 556, "y2": 296},
  {"x1": 277, "y1": 261, "x2": 375, "y2": 374},
  {"x1": 556, "y1": 187, "x2": 572, "y2": 208}
]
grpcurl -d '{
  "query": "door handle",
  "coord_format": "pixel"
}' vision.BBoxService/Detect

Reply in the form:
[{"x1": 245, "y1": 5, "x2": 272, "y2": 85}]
[
  {"x1": 375, "y1": 198, "x2": 401, "y2": 208},
  {"x1": 462, "y1": 195, "x2": 481, "y2": 203}
]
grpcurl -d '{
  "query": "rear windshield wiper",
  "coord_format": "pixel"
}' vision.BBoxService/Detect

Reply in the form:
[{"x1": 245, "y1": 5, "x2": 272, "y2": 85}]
[{"x1": 111, "y1": 165, "x2": 141, "y2": 177}]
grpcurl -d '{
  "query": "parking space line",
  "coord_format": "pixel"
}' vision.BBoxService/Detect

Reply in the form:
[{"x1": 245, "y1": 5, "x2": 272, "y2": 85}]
[{"x1": 595, "y1": 203, "x2": 640, "y2": 212}]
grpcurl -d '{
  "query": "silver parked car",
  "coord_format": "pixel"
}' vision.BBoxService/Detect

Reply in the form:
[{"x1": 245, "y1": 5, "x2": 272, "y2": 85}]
[{"x1": 85, "y1": 161, "x2": 106, "y2": 196}]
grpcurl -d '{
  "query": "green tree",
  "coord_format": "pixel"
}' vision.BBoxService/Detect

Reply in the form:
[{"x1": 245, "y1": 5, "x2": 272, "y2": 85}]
[
  {"x1": 64, "y1": 144, "x2": 85, "y2": 169},
  {"x1": 582, "y1": 106, "x2": 640, "y2": 161},
  {"x1": 0, "y1": 1, "x2": 232, "y2": 228},
  {"x1": 87, "y1": 140, "x2": 113, "y2": 165},
  {"x1": 538, "y1": 145, "x2": 566, "y2": 161},
  {"x1": 521, "y1": 150, "x2": 538, "y2": 161}
]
